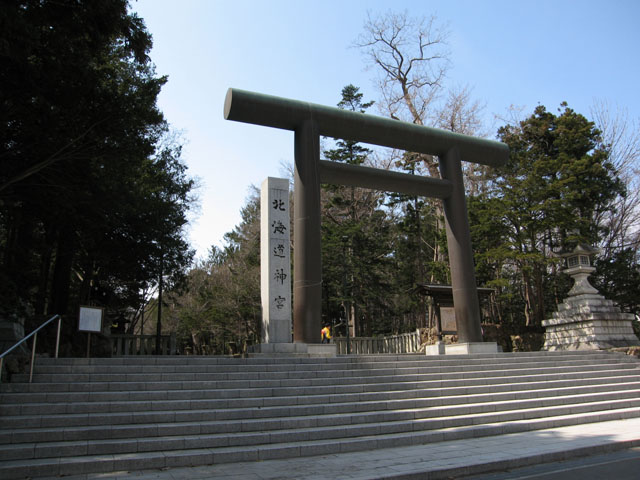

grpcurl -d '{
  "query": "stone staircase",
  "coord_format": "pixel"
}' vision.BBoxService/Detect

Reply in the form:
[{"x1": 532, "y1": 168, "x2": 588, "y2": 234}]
[{"x1": 1, "y1": 351, "x2": 639, "y2": 479}]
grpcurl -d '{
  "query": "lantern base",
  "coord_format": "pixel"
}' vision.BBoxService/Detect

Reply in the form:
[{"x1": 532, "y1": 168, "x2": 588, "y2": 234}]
[{"x1": 543, "y1": 293, "x2": 639, "y2": 350}]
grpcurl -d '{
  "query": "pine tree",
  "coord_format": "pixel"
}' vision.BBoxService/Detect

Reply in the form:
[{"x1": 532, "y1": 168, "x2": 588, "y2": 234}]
[
  {"x1": 321, "y1": 85, "x2": 395, "y2": 336},
  {"x1": 470, "y1": 103, "x2": 624, "y2": 328},
  {"x1": 0, "y1": 1, "x2": 195, "y2": 338}
]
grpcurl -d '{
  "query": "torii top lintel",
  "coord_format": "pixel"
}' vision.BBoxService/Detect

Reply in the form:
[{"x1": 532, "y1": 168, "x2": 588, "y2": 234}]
[{"x1": 224, "y1": 88, "x2": 509, "y2": 168}]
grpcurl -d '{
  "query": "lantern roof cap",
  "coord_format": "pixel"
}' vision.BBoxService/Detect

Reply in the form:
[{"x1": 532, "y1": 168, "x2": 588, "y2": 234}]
[{"x1": 555, "y1": 243, "x2": 600, "y2": 259}]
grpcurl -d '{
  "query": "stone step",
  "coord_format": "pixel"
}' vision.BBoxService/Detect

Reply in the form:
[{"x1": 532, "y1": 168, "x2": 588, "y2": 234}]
[
  {"x1": 30, "y1": 350, "x2": 619, "y2": 366},
  {"x1": 2, "y1": 364, "x2": 638, "y2": 397},
  {"x1": 2, "y1": 383, "x2": 639, "y2": 445},
  {"x1": 1, "y1": 352, "x2": 638, "y2": 479},
  {"x1": 4, "y1": 385, "x2": 638, "y2": 432},
  {"x1": 2, "y1": 394, "x2": 640, "y2": 462},
  {"x1": 27, "y1": 352, "x2": 628, "y2": 372},
  {"x1": 22, "y1": 357, "x2": 637, "y2": 379},
  {"x1": 0, "y1": 406, "x2": 638, "y2": 480},
  {"x1": 34, "y1": 350, "x2": 638, "y2": 365},
  {"x1": 2, "y1": 375, "x2": 640, "y2": 419},
  {"x1": 2, "y1": 371, "x2": 638, "y2": 414},
  {"x1": 8, "y1": 358, "x2": 638, "y2": 387}
]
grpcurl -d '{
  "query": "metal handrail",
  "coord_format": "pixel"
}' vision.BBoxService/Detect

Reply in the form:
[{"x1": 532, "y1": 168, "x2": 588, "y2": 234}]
[{"x1": 0, "y1": 314, "x2": 62, "y2": 383}]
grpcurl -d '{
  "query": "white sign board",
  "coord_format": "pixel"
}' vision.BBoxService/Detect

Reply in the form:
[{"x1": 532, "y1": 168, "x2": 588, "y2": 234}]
[{"x1": 78, "y1": 306, "x2": 103, "y2": 333}]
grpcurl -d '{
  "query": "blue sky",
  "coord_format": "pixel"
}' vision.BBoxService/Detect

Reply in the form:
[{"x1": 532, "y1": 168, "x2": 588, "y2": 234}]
[{"x1": 132, "y1": 0, "x2": 640, "y2": 260}]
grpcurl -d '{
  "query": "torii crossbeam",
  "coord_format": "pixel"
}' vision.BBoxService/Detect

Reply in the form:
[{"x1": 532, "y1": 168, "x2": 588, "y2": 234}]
[{"x1": 224, "y1": 88, "x2": 509, "y2": 345}]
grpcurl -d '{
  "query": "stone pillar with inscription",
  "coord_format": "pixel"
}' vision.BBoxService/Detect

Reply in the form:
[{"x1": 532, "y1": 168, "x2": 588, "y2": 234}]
[
  {"x1": 260, "y1": 177, "x2": 292, "y2": 345},
  {"x1": 248, "y1": 177, "x2": 336, "y2": 356}
]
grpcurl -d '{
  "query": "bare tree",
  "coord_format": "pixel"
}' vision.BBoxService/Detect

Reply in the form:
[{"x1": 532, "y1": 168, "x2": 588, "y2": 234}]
[
  {"x1": 356, "y1": 11, "x2": 450, "y2": 127},
  {"x1": 356, "y1": 11, "x2": 490, "y2": 177},
  {"x1": 435, "y1": 84, "x2": 489, "y2": 195},
  {"x1": 435, "y1": 84, "x2": 485, "y2": 135},
  {"x1": 591, "y1": 100, "x2": 640, "y2": 257},
  {"x1": 355, "y1": 11, "x2": 449, "y2": 331},
  {"x1": 355, "y1": 11, "x2": 451, "y2": 271},
  {"x1": 356, "y1": 11, "x2": 495, "y2": 330}
]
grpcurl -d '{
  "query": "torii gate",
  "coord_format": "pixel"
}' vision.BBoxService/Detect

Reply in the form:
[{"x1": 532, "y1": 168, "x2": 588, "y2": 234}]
[{"x1": 224, "y1": 88, "x2": 509, "y2": 346}]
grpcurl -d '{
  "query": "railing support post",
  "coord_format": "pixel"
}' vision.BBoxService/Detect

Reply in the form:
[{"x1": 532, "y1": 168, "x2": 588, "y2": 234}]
[
  {"x1": 1, "y1": 314, "x2": 62, "y2": 384},
  {"x1": 55, "y1": 316, "x2": 62, "y2": 359},
  {"x1": 29, "y1": 331, "x2": 37, "y2": 383}
]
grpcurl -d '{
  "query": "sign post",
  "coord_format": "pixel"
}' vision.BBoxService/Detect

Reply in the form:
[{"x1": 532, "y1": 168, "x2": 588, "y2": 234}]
[{"x1": 79, "y1": 306, "x2": 104, "y2": 358}]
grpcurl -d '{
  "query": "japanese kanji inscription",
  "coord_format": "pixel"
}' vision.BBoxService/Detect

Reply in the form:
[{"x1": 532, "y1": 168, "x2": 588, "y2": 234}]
[{"x1": 260, "y1": 177, "x2": 292, "y2": 343}]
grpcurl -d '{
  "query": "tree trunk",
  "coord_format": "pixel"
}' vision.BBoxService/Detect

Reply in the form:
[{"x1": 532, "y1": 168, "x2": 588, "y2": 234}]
[
  {"x1": 155, "y1": 251, "x2": 164, "y2": 354},
  {"x1": 49, "y1": 224, "x2": 76, "y2": 315},
  {"x1": 35, "y1": 223, "x2": 56, "y2": 315},
  {"x1": 77, "y1": 257, "x2": 95, "y2": 307},
  {"x1": 533, "y1": 264, "x2": 545, "y2": 325},
  {"x1": 522, "y1": 269, "x2": 533, "y2": 327}
]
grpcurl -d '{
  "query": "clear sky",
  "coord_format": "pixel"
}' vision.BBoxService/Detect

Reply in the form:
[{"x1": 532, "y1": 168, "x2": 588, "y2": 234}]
[{"x1": 131, "y1": 0, "x2": 640, "y2": 260}]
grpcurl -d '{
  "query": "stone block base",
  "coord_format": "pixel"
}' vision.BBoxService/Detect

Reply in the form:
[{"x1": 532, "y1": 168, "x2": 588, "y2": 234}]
[
  {"x1": 307, "y1": 344, "x2": 337, "y2": 357},
  {"x1": 425, "y1": 342, "x2": 446, "y2": 355},
  {"x1": 544, "y1": 338, "x2": 640, "y2": 351},
  {"x1": 542, "y1": 291, "x2": 640, "y2": 351},
  {"x1": 248, "y1": 342, "x2": 336, "y2": 357},
  {"x1": 426, "y1": 342, "x2": 499, "y2": 355},
  {"x1": 542, "y1": 317, "x2": 640, "y2": 351}
]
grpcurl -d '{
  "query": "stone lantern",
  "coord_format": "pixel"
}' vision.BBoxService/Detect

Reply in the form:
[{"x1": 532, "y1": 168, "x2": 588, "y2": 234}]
[
  {"x1": 542, "y1": 244, "x2": 640, "y2": 350},
  {"x1": 560, "y1": 244, "x2": 600, "y2": 296}
]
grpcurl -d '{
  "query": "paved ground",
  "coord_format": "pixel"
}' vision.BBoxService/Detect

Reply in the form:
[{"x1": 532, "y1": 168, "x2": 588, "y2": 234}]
[
  {"x1": 37, "y1": 417, "x2": 640, "y2": 480},
  {"x1": 463, "y1": 447, "x2": 640, "y2": 479}
]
